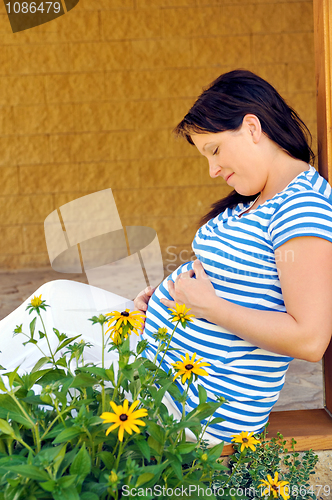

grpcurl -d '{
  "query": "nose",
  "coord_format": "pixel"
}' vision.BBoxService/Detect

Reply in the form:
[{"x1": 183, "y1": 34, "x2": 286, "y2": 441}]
[{"x1": 208, "y1": 159, "x2": 222, "y2": 178}]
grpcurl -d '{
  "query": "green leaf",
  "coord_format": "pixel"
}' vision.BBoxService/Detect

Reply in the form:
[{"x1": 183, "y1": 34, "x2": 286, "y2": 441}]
[
  {"x1": 0, "y1": 397, "x2": 34, "y2": 428},
  {"x1": 6, "y1": 366, "x2": 20, "y2": 389},
  {"x1": 80, "y1": 493, "x2": 99, "y2": 500},
  {"x1": 0, "y1": 378, "x2": 7, "y2": 393},
  {"x1": 135, "y1": 461, "x2": 169, "y2": 488},
  {"x1": 78, "y1": 366, "x2": 108, "y2": 379},
  {"x1": 165, "y1": 451, "x2": 182, "y2": 479},
  {"x1": 98, "y1": 451, "x2": 115, "y2": 469},
  {"x1": 53, "y1": 444, "x2": 67, "y2": 476},
  {"x1": 0, "y1": 419, "x2": 15, "y2": 437},
  {"x1": 53, "y1": 328, "x2": 66, "y2": 342},
  {"x1": 52, "y1": 486, "x2": 80, "y2": 500},
  {"x1": 39, "y1": 479, "x2": 56, "y2": 492},
  {"x1": 53, "y1": 426, "x2": 83, "y2": 444},
  {"x1": 38, "y1": 330, "x2": 45, "y2": 339},
  {"x1": 207, "y1": 442, "x2": 225, "y2": 460},
  {"x1": 153, "y1": 380, "x2": 174, "y2": 408},
  {"x1": 185, "y1": 402, "x2": 222, "y2": 422},
  {"x1": 209, "y1": 417, "x2": 225, "y2": 426},
  {"x1": 146, "y1": 422, "x2": 165, "y2": 444},
  {"x1": 136, "y1": 439, "x2": 150, "y2": 461},
  {"x1": 171, "y1": 419, "x2": 201, "y2": 435},
  {"x1": 198, "y1": 384, "x2": 207, "y2": 404},
  {"x1": 70, "y1": 444, "x2": 91, "y2": 479},
  {"x1": 23, "y1": 338, "x2": 37, "y2": 346},
  {"x1": 136, "y1": 472, "x2": 155, "y2": 487},
  {"x1": 58, "y1": 475, "x2": 77, "y2": 488},
  {"x1": 70, "y1": 373, "x2": 97, "y2": 388},
  {"x1": 31, "y1": 357, "x2": 50, "y2": 373},
  {"x1": 29, "y1": 317, "x2": 37, "y2": 338},
  {"x1": 176, "y1": 442, "x2": 197, "y2": 454},
  {"x1": 147, "y1": 436, "x2": 163, "y2": 456},
  {"x1": 98, "y1": 451, "x2": 115, "y2": 470},
  {"x1": 56, "y1": 356, "x2": 68, "y2": 368},
  {"x1": 55, "y1": 335, "x2": 82, "y2": 354},
  {"x1": 105, "y1": 365, "x2": 115, "y2": 384},
  {"x1": 5, "y1": 464, "x2": 50, "y2": 481}
]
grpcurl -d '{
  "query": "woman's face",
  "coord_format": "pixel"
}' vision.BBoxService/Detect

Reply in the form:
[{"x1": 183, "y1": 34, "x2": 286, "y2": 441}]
[{"x1": 191, "y1": 118, "x2": 267, "y2": 196}]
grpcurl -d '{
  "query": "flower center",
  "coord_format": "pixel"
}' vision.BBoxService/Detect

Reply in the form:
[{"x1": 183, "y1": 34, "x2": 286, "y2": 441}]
[
  {"x1": 185, "y1": 364, "x2": 194, "y2": 370},
  {"x1": 242, "y1": 437, "x2": 248, "y2": 442},
  {"x1": 119, "y1": 414, "x2": 128, "y2": 421},
  {"x1": 121, "y1": 311, "x2": 129, "y2": 317},
  {"x1": 272, "y1": 485, "x2": 279, "y2": 491}
]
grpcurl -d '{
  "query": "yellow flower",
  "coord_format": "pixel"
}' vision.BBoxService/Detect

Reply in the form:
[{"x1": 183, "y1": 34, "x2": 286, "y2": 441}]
[
  {"x1": 259, "y1": 472, "x2": 290, "y2": 500},
  {"x1": 30, "y1": 294, "x2": 42, "y2": 308},
  {"x1": 100, "y1": 399, "x2": 148, "y2": 442},
  {"x1": 106, "y1": 309, "x2": 145, "y2": 337},
  {"x1": 110, "y1": 328, "x2": 123, "y2": 345},
  {"x1": 171, "y1": 352, "x2": 210, "y2": 384},
  {"x1": 168, "y1": 303, "x2": 195, "y2": 328},
  {"x1": 109, "y1": 470, "x2": 118, "y2": 484},
  {"x1": 231, "y1": 431, "x2": 260, "y2": 452}
]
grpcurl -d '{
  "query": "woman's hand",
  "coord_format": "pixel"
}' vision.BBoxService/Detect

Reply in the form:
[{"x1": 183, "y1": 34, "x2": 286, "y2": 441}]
[
  {"x1": 134, "y1": 286, "x2": 156, "y2": 313},
  {"x1": 160, "y1": 259, "x2": 216, "y2": 318}
]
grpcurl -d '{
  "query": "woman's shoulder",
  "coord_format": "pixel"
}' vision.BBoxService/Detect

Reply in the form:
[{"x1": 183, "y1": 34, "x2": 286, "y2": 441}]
[{"x1": 275, "y1": 165, "x2": 332, "y2": 211}]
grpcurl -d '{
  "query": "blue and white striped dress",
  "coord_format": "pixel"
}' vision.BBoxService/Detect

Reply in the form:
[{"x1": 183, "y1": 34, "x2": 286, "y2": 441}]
[{"x1": 142, "y1": 165, "x2": 332, "y2": 441}]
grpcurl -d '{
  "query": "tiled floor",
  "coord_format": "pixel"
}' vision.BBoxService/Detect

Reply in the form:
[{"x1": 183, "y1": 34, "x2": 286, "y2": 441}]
[{"x1": 0, "y1": 268, "x2": 324, "y2": 412}]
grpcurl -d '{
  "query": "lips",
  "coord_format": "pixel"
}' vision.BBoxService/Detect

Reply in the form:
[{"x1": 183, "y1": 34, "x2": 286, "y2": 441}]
[{"x1": 226, "y1": 173, "x2": 234, "y2": 182}]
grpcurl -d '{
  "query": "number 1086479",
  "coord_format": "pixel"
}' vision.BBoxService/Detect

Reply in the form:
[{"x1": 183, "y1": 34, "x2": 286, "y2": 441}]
[{"x1": 5, "y1": 2, "x2": 61, "y2": 14}]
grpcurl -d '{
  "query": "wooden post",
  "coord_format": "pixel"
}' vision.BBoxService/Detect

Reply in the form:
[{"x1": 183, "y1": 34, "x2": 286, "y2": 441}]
[{"x1": 314, "y1": 0, "x2": 332, "y2": 416}]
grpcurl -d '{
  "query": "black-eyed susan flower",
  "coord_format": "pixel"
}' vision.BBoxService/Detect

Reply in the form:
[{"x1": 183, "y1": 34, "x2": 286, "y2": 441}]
[
  {"x1": 259, "y1": 472, "x2": 290, "y2": 500},
  {"x1": 231, "y1": 431, "x2": 260, "y2": 452},
  {"x1": 168, "y1": 303, "x2": 195, "y2": 328},
  {"x1": 152, "y1": 327, "x2": 169, "y2": 343},
  {"x1": 105, "y1": 309, "x2": 145, "y2": 338},
  {"x1": 171, "y1": 352, "x2": 210, "y2": 384},
  {"x1": 31, "y1": 295, "x2": 42, "y2": 307},
  {"x1": 100, "y1": 399, "x2": 148, "y2": 442},
  {"x1": 109, "y1": 470, "x2": 118, "y2": 484},
  {"x1": 26, "y1": 294, "x2": 48, "y2": 314},
  {"x1": 110, "y1": 327, "x2": 123, "y2": 345}
]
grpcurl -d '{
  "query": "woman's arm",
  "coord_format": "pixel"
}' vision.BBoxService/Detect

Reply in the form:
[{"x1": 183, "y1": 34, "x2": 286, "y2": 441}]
[{"x1": 160, "y1": 237, "x2": 332, "y2": 362}]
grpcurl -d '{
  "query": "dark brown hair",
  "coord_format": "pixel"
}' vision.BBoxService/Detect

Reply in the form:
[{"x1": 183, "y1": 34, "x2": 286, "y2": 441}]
[{"x1": 174, "y1": 69, "x2": 315, "y2": 226}]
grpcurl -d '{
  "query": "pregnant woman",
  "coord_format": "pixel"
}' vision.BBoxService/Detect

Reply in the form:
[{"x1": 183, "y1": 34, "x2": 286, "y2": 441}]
[{"x1": 2, "y1": 69, "x2": 332, "y2": 443}]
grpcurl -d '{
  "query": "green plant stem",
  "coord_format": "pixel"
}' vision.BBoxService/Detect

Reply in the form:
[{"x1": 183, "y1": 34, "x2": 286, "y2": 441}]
[
  {"x1": 102, "y1": 322, "x2": 105, "y2": 370},
  {"x1": 152, "y1": 339, "x2": 164, "y2": 365},
  {"x1": 112, "y1": 373, "x2": 123, "y2": 402},
  {"x1": 224, "y1": 449, "x2": 247, "y2": 486},
  {"x1": 52, "y1": 396, "x2": 66, "y2": 427},
  {"x1": 197, "y1": 414, "x2": 213, "y2": 448},
  {"x1": 114, "y1": 440, "x2": 125, "y2": 471},
  {"x1": 101, "y1": 322, "x2": 106, "y2": 414},
  {"x1": 151, "y1": 321, "x2": 180, "y2": 384},
  {"x1": 38, "y1": 311, "x2": 58, "y2": 368},
  {"x1": 19, "y1": 331, "x2": 51, "y2": 361},
  {"x1": 40, "y1": 407, "x2": 72, "y2": 441},
  {"x1": 7, "y1": 391, "x2": 40, "y2": 452},
  {"x1": 17, "y1": 437, "x2": 36, "y2": 456}
]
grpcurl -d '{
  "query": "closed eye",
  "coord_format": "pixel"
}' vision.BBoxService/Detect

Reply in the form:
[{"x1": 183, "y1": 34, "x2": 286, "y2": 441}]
[{"x1": 213, "y1": 147, "x2": 219, "y2": 155}]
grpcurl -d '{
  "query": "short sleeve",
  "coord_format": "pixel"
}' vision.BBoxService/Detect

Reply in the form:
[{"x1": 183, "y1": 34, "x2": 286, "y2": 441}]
[{"x1": 268, "y1": 191, "x2": 332, "y2": 251}]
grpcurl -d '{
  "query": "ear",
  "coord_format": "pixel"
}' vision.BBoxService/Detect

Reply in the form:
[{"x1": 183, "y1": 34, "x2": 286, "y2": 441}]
[{"x1": 242, "y1": 114, "x2": 262, "y2": 142}]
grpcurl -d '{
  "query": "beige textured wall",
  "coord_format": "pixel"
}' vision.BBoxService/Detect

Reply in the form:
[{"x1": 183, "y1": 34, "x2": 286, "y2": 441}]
[{"x1": 0, "y1": 0, "x2": 316, "y2": 273}]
